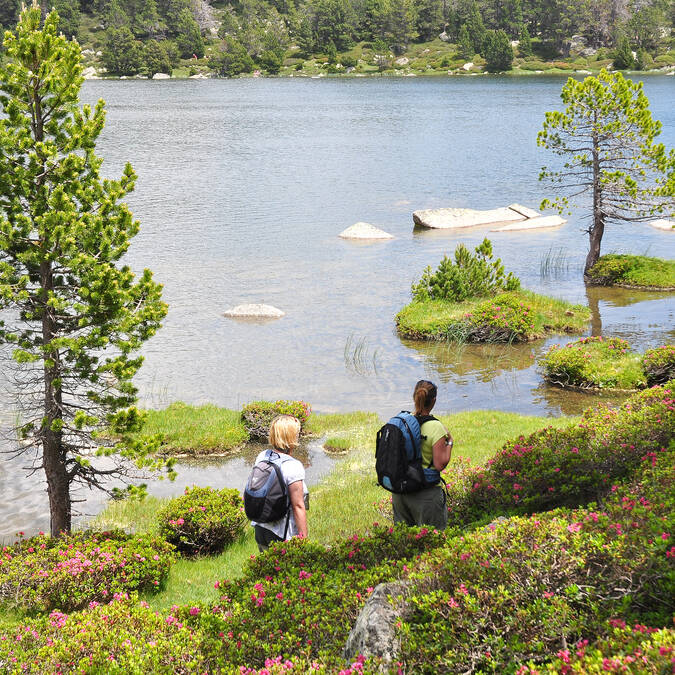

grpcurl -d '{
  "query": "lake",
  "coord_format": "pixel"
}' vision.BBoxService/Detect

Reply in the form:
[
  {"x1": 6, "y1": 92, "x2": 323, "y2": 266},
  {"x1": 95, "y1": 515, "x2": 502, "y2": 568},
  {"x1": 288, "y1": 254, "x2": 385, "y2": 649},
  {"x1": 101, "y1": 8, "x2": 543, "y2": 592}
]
[{"x1": 1, "y1": 75, "x2": 673, "y2": 537}]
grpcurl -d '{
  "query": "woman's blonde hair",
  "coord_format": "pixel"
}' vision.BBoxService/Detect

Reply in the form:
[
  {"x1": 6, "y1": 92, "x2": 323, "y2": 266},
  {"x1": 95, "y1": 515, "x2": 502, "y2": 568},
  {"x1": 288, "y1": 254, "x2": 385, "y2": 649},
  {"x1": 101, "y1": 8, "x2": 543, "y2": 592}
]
[{"x1": 269, "y1": 414, "x2": 301, "y2": 451}]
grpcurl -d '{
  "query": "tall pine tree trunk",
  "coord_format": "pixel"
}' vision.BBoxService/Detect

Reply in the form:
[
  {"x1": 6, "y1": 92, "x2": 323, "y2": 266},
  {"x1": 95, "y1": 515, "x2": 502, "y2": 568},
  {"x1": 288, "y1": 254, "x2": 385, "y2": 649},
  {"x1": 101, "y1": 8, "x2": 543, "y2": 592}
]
[{"x1": 584, "y1": 121, "x2": 605, "y2": 279}]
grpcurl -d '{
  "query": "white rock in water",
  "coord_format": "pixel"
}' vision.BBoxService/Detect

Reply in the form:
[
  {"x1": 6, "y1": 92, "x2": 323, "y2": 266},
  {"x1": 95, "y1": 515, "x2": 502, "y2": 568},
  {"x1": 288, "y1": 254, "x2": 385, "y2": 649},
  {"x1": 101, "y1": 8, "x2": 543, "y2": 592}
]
[
  {"x1": 224, "y1": 304, "x2": 285, "y2": 318},
  {"x1": 491, "y1": 215, "x2": 566, "y2": 231},
  {"x1": 152, "y1": 72, "x2": 171, "y2": 79},
  {"x1": 339, "y1": 222, "x2": 394, "y2": 240},
  {"x1": 649, "y1": 219, "x2": 674, "y2": 231},
  {"x1": 507, "y1": 203, "x2": 542, "y2": 219},
  {"x1": 413, "y1": 206, "x2": 524, "y2": 229}
]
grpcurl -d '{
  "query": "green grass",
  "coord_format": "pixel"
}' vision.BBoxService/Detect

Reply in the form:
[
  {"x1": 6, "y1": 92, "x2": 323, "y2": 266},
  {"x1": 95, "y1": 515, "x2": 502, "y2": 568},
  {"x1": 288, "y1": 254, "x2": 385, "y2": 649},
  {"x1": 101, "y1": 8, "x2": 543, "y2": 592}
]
[
  {"x1": 135, "y1": 402, "x2": 248, "y2": 455},
  {"x1": 396, "y1": 289, "x2": 591, "y2": 342},
  {"x1": 588, "y1": 254, "x2": 675, "y2": 289},
  {"x1": 84, "y1": 408, "x2": 576, "y2": 611}
]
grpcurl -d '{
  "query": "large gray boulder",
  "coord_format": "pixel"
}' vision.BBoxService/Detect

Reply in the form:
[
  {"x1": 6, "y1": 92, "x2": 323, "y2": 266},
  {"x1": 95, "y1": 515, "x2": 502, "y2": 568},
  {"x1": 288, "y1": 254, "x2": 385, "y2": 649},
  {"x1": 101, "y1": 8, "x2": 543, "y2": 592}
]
[
  {"x1": 223, "y1": 304, "x2": 285, "y2": 319},
  {"x1": 344, "y1": 581, "x2": 409, "y2": 664},
  {"x1": 339, "y1": 222, "x2": 394, "y2": 240}
]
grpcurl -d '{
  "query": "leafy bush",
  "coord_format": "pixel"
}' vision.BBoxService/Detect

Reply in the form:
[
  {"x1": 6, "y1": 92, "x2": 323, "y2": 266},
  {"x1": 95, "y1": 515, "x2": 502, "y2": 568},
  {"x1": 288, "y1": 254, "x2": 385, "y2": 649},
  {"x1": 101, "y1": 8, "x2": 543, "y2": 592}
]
[
  {"x1": 642, "y1": 345, "x2": 675, "y2": 385},
  {"x1": 412, "y1": 238, "x2": 520, "y2": 303},
  {"x1": 400, "y1": 449, "x2": 674, "y2": 672},
  {"x1": 0, "y1": 594, "x2": 209, "y2": 673},
  {"x1": 157, "y1": 486, "x2": 247, "y2": 555},
  {"x1": 444, "y1": 383, "x2": 675, "y2": 526},
  {"x1": 0, "y1": 530, "x2": 174, "y2": 612},
  {"x1": 463, "y1": 292, "x2": 535, "y2": 342},
  {"x1": 241, "y1": 399, "x2": 311, "y2": 441},
  {"x1": 340, "y1": 54, "x2": 357, "y2": 68},
  {"x1": 540, "y1": 336, "x2": 645, "y2": 389},
  {"x1": 587, "y1": 254, "x2": 675, "y2": 288}
]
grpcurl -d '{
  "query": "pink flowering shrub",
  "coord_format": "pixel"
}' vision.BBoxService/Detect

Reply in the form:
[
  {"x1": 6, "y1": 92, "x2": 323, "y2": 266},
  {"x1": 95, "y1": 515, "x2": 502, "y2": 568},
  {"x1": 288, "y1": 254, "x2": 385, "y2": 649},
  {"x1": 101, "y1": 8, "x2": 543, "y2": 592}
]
[
  {"x1": 398, "y1": 450, "x2": 674, "y2": 672},
  {"x1": 464, "y1": 292, "x2": 536, "y2": 342},
  {"x1": 0, "y1": 530, "x2": 174, "y2": 612},
  {"x1": 157, "y1": 486, "x2": 247, "y2": 555},
  {"x1": 445, "y1": 383, "x2": 675, "y2": 526},
  {"x1": 241, "y1": 400, "x2": 312, "y2": 441},
  {"x1": 0, "y1": 594, "x2": 208, "y2": 673},
  {"x1": 540, "y1": 336, "x2": 645, "y2": 389},
  {"x1": 182, "y1": 524, "x2": 446, "y2": 670},
  {"x1": 642, "y1": 344, "x2": 675, "y2": 386},
  {"x1": 518, "y1": 623, "x2": 675, "y2": 674}
]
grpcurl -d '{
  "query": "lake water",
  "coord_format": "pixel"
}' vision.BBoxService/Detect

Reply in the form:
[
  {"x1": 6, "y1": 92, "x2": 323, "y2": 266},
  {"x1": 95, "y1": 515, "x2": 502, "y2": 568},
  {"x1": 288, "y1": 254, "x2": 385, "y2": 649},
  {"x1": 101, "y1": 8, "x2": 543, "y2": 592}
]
[{"x1": 1, "y1": 75, "x2": 674, "y2": 537}]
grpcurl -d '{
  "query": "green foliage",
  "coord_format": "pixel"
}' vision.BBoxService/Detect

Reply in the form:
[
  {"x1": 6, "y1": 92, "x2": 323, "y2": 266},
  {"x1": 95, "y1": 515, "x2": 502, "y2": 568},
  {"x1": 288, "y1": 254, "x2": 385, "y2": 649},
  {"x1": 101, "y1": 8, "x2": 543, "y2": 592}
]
[
  {"x1": 241, "y1": 400, "x2": 312, "y2": 441},
  {"x1": 587, "y1": 253, "x2": 675, "y2": 289},
  {"x1": 612, "y1": 33, "x2": 635, "y2": 69},
  {"x1": 102, "y1": 25, "x2": 144, "y2": 74},
  {"x1": 540, "y1": 336, "x2": 646, "y2": 389},
  {"x1": 258, "y1": 48, "x2": 284, "y2": 74},
  {"x1": 518, "y1": 24, "x2": 532, "y2": 56},
  {"x1": 642, "y1": 345, "x2": 675, "y2": 386},
  {"x1": 401, "y1": 450, "x2": 674, "y2": 671},
  {"x1": 211, "y1": 36, "x2": 255, "y2": 76},
  {"x1": 0, "y1": 530, "x2": 174, "y2": 612},
  {"x1": 483, "y1": 28, "x2": 513, "y2": 71},
  {"x1": 464, "y1": 292, "x2": 535, "y2": 342},
  {"x1": 0, "y1": 5, "x2": 168, "y2": 534},
  {"x1": 444, "y1": 383, "x2": 675, "y2": 526},
  {"x1": 538, "y1": 70, "x2": 675, "y2": 275},
  {"x1": 412, "y1": 239, "x2": 521, "y2": 303},
  {"x1": 143, "y1": 38, "x2": 172, "y2": 77},
  {"x1": 157, "y1": 486, "x2": 247, "y2": 555},
  {"x1": 174, "y1": 7, "x2": 204, "y2": 59}
]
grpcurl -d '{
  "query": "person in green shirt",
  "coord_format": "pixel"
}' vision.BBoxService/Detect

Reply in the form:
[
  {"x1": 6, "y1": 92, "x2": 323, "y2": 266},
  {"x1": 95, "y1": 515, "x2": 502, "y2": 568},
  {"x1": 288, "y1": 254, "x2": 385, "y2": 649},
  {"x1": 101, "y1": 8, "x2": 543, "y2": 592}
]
[{"x1": 392, "y1": 380, "x2": 453, "y2": 530}]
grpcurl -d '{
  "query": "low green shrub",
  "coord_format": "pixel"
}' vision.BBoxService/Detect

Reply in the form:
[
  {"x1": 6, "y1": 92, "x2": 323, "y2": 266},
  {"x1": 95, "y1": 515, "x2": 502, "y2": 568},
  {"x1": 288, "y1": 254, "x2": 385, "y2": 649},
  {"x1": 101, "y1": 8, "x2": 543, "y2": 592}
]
[
  {"x1": 241, "y1": 399, "x2": 311, "y2": 441},
  {"x1": 464, "y1": 292, "x2": 535, "y2": 342},
  {"x1": 540, "y1": 336, "x2": 645, "y2": 389},
  {"x1": 0, "y1": 530, "x2": 174, "y2": 613},
  {"x1": 0, "y1": 594, "x2": 208, "y2": 673},
  {"x1": 323, "y1": 436, "x2": 351, "y2": 453},
  {"x1": 411, "y1": 238, "x2": 521, "y2": 303},
  {"x1": 587, "y1": 254, "x2": 675, "y2": 288},
  {"x1": 400, "y1": 451, "x2": 674, "y2": 672},
  {"x1": 444, "y1": 383, "x2": 674, "y2": 526},
  {"x1": 519, "y1": 59, "x2": 548, "y2": 70},
  {"x1": 157, "y1": 486, "x2": 247, "y2": 555},
  {"x1": 642, "y1": 345, "x2": 675, "y2": 386}
]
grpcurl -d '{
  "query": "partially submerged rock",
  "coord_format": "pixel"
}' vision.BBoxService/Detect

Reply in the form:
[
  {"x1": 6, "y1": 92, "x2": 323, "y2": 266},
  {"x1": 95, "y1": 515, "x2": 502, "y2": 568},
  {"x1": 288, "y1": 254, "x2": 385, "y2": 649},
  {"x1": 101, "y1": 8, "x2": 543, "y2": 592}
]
[
  {"x1": 344, "y1": 581, "x2": 409, "y2": 663},
  {"x1": 152, "y1": 72, "x2": 171, "y2": 79},
  {"x1": 339, "y1": 222, "x2": 394, "y2": 240},
  {"x1": 223, "y1": 304, "x2": 285, "y2": 319},
  {"x1": 649, "y1": 219, "x2": 674, "y2": 231},
  {"x1": 492, "y1": 215, "x2": 566, "y2": 231},
  {"x1": 413, "y1": 203, "x2": 541, "y2": 230}
]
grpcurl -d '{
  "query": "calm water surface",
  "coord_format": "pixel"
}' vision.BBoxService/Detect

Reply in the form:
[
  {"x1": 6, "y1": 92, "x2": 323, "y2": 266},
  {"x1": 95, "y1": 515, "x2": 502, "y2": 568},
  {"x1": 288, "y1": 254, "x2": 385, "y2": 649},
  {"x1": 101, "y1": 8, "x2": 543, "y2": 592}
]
[{"x1": 1, "y1": 76, "x2": 673, "y2": 536}]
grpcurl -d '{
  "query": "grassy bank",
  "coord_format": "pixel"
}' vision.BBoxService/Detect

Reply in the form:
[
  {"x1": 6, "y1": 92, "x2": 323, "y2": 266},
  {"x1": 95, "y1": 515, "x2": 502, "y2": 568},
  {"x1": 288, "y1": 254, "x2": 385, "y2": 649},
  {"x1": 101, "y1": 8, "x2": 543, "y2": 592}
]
[
  {"x1": 587, "y1": 253, "x2": 675, "y2": 289},
  {"x1": 396, "y1": 289, "x2": 590, "y2": 342},
  {"x1": 88, "y1": 409, "x2": 577, "y2": 611}
]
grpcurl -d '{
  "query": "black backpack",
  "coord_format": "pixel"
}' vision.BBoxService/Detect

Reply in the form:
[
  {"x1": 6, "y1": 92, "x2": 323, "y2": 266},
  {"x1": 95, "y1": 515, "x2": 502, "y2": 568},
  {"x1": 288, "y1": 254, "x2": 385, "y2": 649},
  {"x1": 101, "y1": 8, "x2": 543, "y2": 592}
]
[
  {"x1": 375, "y1": 411, "x2": 438, "y2": 493},
  {"x1": 244, "y1": 451, "x2": 291, "y2": 535}
]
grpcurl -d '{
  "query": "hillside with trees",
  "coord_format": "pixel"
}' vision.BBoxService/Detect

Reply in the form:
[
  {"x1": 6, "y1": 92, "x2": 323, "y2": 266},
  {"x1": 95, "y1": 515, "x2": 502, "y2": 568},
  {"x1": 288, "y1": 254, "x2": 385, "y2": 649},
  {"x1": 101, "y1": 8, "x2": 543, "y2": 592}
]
[{"x1": 0, "y1": 0, "x2": 674, "y2": 77}]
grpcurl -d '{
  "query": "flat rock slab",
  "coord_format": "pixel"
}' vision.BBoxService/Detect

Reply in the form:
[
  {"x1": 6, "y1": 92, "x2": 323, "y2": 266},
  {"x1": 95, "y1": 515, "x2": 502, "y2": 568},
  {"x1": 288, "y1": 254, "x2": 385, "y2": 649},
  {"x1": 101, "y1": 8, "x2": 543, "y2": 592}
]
[
  {"x1": 492, "y1": 215, "x2": 566, "y2": 231},
  {"x1": 649, "y1": 219, "x2": 674, "y2": 231},
  {"x1": 413, "y1": 203, "x2": 542, "y2": 230},
  {"x1": 339, "y1": 222, "x2": 394, "y2": 240},
  {"x1": 223, "y1": 304, "x2": 285, "y2": 319}
]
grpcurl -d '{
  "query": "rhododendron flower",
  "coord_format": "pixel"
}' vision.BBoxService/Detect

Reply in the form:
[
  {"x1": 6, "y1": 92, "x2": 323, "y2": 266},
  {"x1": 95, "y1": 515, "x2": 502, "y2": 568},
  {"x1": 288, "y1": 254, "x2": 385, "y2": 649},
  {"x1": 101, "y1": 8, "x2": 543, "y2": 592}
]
[{"x1": 567, "y1": 522, "x2": 582, "y2": 533}]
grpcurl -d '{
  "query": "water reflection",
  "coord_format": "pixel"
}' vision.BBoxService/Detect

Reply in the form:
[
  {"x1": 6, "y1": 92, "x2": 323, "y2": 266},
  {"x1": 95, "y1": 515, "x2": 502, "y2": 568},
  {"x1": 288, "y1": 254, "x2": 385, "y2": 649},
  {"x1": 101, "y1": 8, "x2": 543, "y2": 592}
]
[{"x1": 532, "y1": 382, "x2": 630, "y2": 417}]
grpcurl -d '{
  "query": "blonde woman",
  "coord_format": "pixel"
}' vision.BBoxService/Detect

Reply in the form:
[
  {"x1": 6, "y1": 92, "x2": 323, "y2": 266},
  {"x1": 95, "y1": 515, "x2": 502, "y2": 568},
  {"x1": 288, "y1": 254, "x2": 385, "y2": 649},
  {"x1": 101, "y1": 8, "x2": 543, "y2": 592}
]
[{"x1": 251, "y1": 414, "x2": 308, "y2": 551}]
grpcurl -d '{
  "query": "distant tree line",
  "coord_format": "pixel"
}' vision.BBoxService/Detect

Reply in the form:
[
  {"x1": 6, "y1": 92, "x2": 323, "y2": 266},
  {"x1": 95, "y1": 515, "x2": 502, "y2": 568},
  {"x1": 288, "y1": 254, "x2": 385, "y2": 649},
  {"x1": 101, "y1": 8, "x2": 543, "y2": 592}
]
[{"x1": 0, "y1": 0, "x2": 672, "y2": 76}]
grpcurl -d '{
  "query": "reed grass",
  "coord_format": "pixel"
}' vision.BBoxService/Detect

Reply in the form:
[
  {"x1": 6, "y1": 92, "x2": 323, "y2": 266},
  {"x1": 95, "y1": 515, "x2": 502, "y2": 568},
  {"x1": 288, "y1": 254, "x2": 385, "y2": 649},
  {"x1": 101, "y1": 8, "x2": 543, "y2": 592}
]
[
  {"x1": 344, "y1": 334, "x2": 380, "y2": 376},
  {"x1": 539, "y1": 247, "x2": 571, "y2": 278}
]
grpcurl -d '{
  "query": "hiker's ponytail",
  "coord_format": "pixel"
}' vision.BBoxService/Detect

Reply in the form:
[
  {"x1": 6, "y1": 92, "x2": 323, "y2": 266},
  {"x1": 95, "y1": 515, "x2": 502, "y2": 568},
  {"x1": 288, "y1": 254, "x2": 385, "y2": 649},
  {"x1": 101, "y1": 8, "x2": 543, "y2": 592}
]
[{"x1": 413, "y1": 380, "x2": 437, "y2": 415}]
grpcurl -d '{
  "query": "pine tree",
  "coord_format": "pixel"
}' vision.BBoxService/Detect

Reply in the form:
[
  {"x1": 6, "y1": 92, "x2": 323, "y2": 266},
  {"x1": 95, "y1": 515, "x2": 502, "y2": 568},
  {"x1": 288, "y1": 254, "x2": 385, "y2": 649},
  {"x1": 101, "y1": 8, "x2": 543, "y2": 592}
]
[
  {"x1": 538, "y1": 70, "x2": 675, "y2": 277},
  {"x1": 0, "y1": 3, "x2": 169, "y2": 535}
]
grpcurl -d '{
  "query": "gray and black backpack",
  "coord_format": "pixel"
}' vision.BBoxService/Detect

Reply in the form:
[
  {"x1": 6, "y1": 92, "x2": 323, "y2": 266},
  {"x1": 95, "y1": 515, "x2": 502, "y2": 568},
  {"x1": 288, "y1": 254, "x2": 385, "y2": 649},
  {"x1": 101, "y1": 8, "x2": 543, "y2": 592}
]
[{"x1": 243, "y1": 451, "x2": 291, "y2": 535}]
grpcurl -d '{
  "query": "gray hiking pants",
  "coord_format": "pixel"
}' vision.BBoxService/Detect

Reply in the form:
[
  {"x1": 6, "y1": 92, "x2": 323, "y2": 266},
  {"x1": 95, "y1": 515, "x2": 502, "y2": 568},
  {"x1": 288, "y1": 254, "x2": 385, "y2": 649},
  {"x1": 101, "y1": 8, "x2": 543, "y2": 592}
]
[{"x1": 392, "y1": 485, "x2": 448, "y2": 531}]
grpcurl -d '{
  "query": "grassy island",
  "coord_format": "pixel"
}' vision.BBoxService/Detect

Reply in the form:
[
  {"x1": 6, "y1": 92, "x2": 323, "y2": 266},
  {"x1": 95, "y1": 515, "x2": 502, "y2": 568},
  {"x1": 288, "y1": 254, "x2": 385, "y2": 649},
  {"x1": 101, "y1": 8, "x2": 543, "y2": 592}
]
[
  {"x1": 587, "y1": 254, "x2": 675, "y2": 290},
  {"x1": 1, "y1": 385, "x2": 673, "y2": 672}
]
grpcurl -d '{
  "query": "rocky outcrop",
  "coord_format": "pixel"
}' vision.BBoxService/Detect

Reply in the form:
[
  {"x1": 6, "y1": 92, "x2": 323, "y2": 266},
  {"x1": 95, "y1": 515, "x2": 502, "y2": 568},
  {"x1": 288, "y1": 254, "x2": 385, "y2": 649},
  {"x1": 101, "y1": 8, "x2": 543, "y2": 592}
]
[
  {"x1": 82, "y1": 66, "x2": 101, "y2": 80},
  {"x1": 491, "y1": 215, "x2": 566, "y2": 231},
  {"x1": 339, "y1": 222, "x2": 394, "y2": 240},
  {"x1": 344, "y1": 581, "x2": 409, "y2": 664},
  {"x1": 223, "y1": 304, "x2": 285, "y2": 319},
  {"x1": 649, "y1": 218, "x2": 674, "y2": 231},
  {"x1": 413, "y1": 203, "x2": 540, "y2": 229},
  {"x1": 152, "y1": 72, "x2": 171, "y2": 79}
]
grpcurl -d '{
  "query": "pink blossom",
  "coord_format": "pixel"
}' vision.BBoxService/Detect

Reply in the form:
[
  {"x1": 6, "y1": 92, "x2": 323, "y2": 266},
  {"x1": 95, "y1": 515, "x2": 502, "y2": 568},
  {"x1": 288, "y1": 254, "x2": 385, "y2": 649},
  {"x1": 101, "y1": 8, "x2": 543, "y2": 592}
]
[
  {"x1": 189, "y1": 606, "x2": 200, "y2": 615},
  {"x1": 567, "y1": 522, "x2": 582, "y2": 533}
]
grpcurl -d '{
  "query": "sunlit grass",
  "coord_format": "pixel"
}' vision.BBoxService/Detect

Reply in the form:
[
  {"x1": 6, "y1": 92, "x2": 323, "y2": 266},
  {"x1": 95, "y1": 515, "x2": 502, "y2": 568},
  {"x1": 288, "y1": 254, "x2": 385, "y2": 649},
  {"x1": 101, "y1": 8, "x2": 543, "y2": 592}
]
[
  {"x1": 588, "y1": 254, "x2": 675, "y2": 289},
  {"x1": 135, "y1": 402, "x2": 248, "y2": 455}
]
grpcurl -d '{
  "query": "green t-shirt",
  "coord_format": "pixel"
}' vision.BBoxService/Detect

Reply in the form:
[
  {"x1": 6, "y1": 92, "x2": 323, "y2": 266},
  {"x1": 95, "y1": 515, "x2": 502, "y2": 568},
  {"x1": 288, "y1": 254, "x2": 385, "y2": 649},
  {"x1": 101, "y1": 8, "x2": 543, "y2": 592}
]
[{"x1": 420, "y1": 419, "x2": 448, "y2": 471}]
